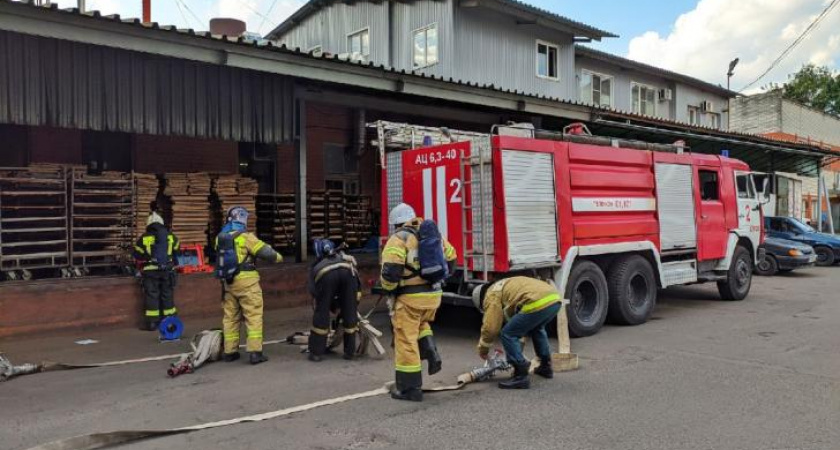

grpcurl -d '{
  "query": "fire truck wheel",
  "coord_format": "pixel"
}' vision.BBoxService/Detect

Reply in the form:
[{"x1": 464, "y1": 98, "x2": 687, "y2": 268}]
[
  {"x1": 606, "y1": 255, "x2": 657, "y2": 326},
  {"x1": 717, "y1": 246, "x2": 752, "y2": 301},
  {"x1": 564, "y1": 260, "x2": 609, "y2": 338}
]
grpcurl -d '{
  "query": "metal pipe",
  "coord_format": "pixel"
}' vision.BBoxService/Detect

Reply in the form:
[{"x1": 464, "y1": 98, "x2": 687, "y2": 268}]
[
  {"x1": 77, "y1": 0, "x2": 85, "y2": 13},
  {"x1": 142, "y1": 0, "x2": 151, "y2": 23}
]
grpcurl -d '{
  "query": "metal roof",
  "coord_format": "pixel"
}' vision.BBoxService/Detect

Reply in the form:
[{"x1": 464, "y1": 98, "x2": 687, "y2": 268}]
[
  {"x1": 576, "y1": 46, "x2": 737, "y2": 98},
  {"x1": 266, "y1": 0, "x2": 617, "y2": 40},
  {"x1": 0, "y1": 0, "x2": 835, "y2": 169}
]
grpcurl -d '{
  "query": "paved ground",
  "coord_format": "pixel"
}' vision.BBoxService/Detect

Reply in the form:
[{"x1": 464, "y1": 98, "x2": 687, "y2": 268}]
[{"x1": 2, "y1": 267, "x2": 839, "y2": 450}]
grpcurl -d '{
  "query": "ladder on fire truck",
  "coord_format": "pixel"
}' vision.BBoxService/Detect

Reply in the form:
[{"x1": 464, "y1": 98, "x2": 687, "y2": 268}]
[{"x1": 369, "y1": 121, "x2": 493, "y2": 282}]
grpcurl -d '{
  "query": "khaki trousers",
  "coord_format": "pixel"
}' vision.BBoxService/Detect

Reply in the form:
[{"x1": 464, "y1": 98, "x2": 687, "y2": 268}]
[
  {"x1": 392, "y1": 297, "x2": 439, "y2": 375},
  {"x1": 222, "y1": 276, "x2": 264, "y2": 353}
]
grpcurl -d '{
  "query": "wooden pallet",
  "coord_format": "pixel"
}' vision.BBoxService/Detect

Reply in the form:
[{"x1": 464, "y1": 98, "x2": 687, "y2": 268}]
[
  {"x1": 257, "y1": 193, "x2": 296, "y2": 251},
  {"x1": 162, "y1": 173, "x2": 211, "y2": 245},
  {"x1": 133, "y1": 173, "x2": 160, "y2": 238},
  {"x1": 211, "y1": 175, "x2": 259, "y2": 240}
]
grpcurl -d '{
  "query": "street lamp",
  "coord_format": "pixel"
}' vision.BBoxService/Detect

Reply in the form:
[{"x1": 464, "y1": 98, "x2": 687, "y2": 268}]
[{"x1": 727, "y1": 58, "x2": 740, "y2": 91}]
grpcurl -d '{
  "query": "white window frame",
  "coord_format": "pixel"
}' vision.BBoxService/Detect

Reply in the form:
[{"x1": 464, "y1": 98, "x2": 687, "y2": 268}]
[
  {"x1": 412, "y1": 23, "x2": 439, "y2": 69},
  {"x1": 347, "y1": 27, "x2": 370, "y2": 59},
  {"x1": 688, "y1": 106, "x2": 701, "y2": 126},
  {"x1": 536, "y1": 40, "x2": 560, "y2": 81},
  {"x1": 631, "y1": 81, "x2": 657, "y2": 116},
  {"x1": 580, "y1": 69, "x2": 614, "y2": 107},
  {"x1": 309, "y1": 45, "x2": 323, "y2": 57}
]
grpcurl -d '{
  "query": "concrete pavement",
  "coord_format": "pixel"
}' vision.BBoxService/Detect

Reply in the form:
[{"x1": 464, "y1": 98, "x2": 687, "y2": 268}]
[{"x1": 2, "y1": 268, "x2": 839, "y2": 450}]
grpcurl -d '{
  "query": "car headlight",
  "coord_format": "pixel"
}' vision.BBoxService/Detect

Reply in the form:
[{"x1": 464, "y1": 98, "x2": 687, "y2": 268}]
[{"x1": 788, "y1": 249, "x2": 803, "y2": 256}]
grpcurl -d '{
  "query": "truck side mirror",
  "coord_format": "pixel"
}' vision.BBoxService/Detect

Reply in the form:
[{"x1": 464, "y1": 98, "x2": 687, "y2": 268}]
[{"x1": 759, "y1": 178, "x2": 771, "y2": 205}]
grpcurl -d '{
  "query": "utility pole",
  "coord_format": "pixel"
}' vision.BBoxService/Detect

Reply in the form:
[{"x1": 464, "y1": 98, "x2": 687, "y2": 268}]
[
  {"x1": 726, "y1": 58, "x2": 739, "y2": 130},
  {"x1": 77, "y1": 0, "x2": 85, "y2": 13},
  {"x1": 143, "y1": 0, "x2": 151, "y2": 23}
]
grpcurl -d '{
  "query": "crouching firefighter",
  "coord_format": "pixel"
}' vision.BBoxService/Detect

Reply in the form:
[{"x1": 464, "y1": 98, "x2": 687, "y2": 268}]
[
  {"x1": 474, "y1": 276, "x2": 562, "y2": 389},
  {"x1": 380, "y1": 203, "x2": 457, "y2": 402},
  {"x1": 307, "y1": 239, "x2": 362, "y2": 362},
  {"x1": 133, "y1": 212, "x2": 180, "y2": 331},
  {"x1": 215, "y1": 206, "x2": 284, "y2": 365}
]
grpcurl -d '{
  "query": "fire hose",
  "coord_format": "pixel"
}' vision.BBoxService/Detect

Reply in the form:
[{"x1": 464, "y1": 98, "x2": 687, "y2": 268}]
[{"x1": 23, "y1": 351, "x2": 511, "y2": 450}]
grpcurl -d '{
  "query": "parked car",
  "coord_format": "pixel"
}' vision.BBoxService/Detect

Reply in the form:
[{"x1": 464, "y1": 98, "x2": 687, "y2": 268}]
[
  {"x1": 765, "y1": 216, "x2": 840, "y2": 266},
  {"x1": 755, "y1": 237, "x2": 816, "y2": 276}
]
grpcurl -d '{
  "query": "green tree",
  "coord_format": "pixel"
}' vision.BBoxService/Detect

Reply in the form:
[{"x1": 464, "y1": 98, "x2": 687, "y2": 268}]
[{"x1": 772, "y1": 64, "x2": 840, "y2": 116}]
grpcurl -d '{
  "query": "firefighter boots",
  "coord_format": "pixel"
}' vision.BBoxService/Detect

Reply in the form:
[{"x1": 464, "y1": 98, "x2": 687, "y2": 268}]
[
  {"x1": 249, "y1": 352, "x2": 268, "y2": 365},
  {"x1": 533, "y1": 358, "x2": 554, "y2": 379},
  {"x1": 343, "y1": 332, "x2": 357, "y2": 360},
  {"x1": 418, "y1": 335, "x2": 442, "y2": 375},
  {"x1": 223, "y1": 352, "x2": 240, "y2": 362},
  {"x1": 498, "y1": 362, "x2": 531, "y2": 389},
  {"x1": 390, "y1": 371, "x2": 424, "y2": 402}
]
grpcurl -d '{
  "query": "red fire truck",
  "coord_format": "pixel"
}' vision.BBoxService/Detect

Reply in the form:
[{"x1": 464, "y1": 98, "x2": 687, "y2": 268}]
[{"x1": 378, "y1": 123, "x2": 764, "y2": 337}]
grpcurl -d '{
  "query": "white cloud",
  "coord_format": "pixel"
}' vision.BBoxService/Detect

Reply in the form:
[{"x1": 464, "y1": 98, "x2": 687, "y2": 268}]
[{"x1": 627, "y1": 0, "x2": 840, "y2": 92}]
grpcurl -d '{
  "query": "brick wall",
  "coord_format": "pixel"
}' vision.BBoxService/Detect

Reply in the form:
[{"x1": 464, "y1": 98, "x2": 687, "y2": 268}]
[
  {"x1": 133, "y1": 134, "x2": 238, "y2": 174},
  {"x1": 28, "y1": 126, "x2": 83, "y2": 165},
  {"x1": 277, "y1": 143, "x2": 296, "y2": 192}
]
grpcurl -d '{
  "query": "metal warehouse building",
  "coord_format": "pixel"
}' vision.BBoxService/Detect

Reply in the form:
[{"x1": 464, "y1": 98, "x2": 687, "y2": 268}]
[{"x1": 0, "y1": 1, "x2": 835, "y2": 337}]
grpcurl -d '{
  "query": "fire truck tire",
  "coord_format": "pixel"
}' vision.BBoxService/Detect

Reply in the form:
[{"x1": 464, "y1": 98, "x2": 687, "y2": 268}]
[
  {"x1": 606, "y1": 255, "x2": 657, "y2": 326},
  {"x1": 564, "y1": 261, "x2": 609, "y2": 338},
  {"x1": 717, "y1": 246, "x2": 752, "y2": 301}
]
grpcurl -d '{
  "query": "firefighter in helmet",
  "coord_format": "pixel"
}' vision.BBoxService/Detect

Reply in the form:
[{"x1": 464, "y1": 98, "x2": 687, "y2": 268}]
[
  {"x1": 474, "y1": 276, "x2": 561, "y2": 389},
  {"x1": 379, "y1": 203, "x2": 457, "y2": 402},
  {"x1": 307, "y1": 239, "x2": 362, "y2": 362},
  {"x1": 133, "y1": 212, "x2": 180, "y2": 331},
  {"x1": 216, "y1": 206, "x2": 284, "y2": 365}
]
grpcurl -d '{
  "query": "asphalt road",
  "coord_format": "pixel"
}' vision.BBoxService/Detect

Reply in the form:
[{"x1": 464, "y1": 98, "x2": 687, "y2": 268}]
[{"x1": 2, "y1": 267, "x2": 839, "y2": 450}]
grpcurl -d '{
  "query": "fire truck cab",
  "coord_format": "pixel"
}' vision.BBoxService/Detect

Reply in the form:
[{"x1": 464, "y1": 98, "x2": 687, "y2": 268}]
[{"x1": 379, "y1": 123, "x2": 764, "y2": 337}]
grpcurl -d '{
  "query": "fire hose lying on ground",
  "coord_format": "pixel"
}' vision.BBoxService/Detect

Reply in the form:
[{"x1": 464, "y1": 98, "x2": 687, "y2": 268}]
[{"x1": 23, "y1": 351, "x2": 513, "y2": 450}]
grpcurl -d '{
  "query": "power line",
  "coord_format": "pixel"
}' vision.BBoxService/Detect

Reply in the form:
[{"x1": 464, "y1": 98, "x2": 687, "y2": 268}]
[
  {"x1": 234, "y1": 0, "x2": 279, "y2": 30},
  {"x1": 177, "y1": 0, "x2": 206, "y2": 30},
  {"x1": 740, "y1": 0, "x2": 840, "y2": 92},
  {"x1": 258, "y1": 0, "x2": 281, "y2": 35},
  {"x1": 173, "y1": 0, "x2": 193, "y2": 29}
]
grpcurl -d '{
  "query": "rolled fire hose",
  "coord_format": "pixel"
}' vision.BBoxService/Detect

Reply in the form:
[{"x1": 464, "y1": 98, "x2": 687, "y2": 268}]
[{"x1": 24, "y1": 354, "x2": 511, "y2": 450}]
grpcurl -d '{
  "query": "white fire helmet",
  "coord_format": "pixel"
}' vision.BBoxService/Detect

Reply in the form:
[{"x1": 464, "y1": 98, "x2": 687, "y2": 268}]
[
  {"x1": 146, "y1": 212, "x2": 164, "y2": 226},
  {"x1": 388, "y1": 203, "x2": 416, "y2": 226}
]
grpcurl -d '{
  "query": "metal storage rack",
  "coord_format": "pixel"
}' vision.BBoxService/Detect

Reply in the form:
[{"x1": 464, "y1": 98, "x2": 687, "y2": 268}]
[
  {"x1": 343, "y1": 194, "x2": 373, "y2": 248},
  {"x1": 68, "y1": 168, "x2": 134, "y2": 272},
  {"x1": 256, "y1": 193, "x2": 296, "y2": 252},
  {"x1": 0, "y1": 166, "x2": 70, "y2": 280}
]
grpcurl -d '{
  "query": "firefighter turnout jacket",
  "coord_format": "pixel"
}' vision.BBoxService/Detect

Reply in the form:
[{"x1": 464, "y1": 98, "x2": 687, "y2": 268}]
[
  {"x1": 218, "y1": 232, "x2": 284, "y2": 281},
  {"x1": 478, "y1": 277, "x2": 561, "y2": 356},
  {"x1": 133, "y1": 223, "x2": 180, "y2": 271},
  {"x1": 379, "y1": 217, "x2": 457, "y2": 309}
]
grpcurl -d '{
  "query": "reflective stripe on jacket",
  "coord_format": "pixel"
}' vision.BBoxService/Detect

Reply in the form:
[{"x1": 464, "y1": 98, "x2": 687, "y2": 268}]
[
  {"x1": 215, "y1": 231, "x2": 283, "y2": 282},
  {"x1": 133, "y1": 228, "x2": 180, "y2": 271},
  {"x1": 478, "y1": 277, "x2": 561, "y2": 353}
]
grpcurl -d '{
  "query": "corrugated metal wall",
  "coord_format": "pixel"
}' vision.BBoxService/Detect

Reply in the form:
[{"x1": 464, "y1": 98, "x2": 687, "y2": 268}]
[
  {"x1": 0, "y1": 30, "x2": 294, "y2": 144},
  {"x1": 278, "y1": 2, "x2": 389, "y2": 64},
  {"x1": 454, "y1": 6, "x2": 575, "y2": 100},
  {"x1": 392, "y1": 0, "x2": 455, "y2": 79}
]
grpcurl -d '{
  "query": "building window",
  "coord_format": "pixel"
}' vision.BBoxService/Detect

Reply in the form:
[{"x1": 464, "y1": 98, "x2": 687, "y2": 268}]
[
  {"x1": 707, "y1": 112, "x2": 721, "y2": 129},
  {"x1": 536, "y1": 40, "x2": 559, "y2": 80},
  {"x1": 632, "y1": 82, "x2": 656, "y2": 116},
  {"x1": 348, "y1": 28, "x2": 370, "y2": 59},
  {"x1": 580, "y1": 70, "x2": 612, "y2": 107},
  {"x1": 413, "y1": 24, "x2": 438, "y2": 69},
  {"x1": 688, "y1": 106, "x2": 701, "y2": 126},
  {"x1": 309, "y1": 45, "x2": 323, "y2": 57}
]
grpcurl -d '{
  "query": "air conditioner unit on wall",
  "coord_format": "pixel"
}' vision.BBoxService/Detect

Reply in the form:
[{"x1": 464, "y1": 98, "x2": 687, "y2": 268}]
[
  {"x1": 701, "y1": 101, "x2": 715, "y2": 113},
  {"x1": 658, "y1": 88, "x2": 673, "y2": 102}
]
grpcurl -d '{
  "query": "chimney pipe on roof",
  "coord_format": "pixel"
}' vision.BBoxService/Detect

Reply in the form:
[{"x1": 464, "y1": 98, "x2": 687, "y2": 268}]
[
  {"x1": 210, "y1": 18, "x2": 247, "y2": 37},
  {"x1": 142, "y1": 0, "x2": 151, "y2": 23}
]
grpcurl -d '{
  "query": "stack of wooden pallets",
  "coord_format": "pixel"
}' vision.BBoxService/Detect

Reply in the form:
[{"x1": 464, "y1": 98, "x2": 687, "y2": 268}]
[
  {"x1": 211, "y1": 175, "x2": 258, "y2": 236},
  {"x1": 256, "y1": 193, "x2": 296, "y2": 251},
  {"x1": 0, "y1": 165, "x2": 70, "y2": 279},
  {"x1": 307, "y1": 189, "x2": 344, "y2": 241},
  {"x1": 68, "y1": 168, "x2": 134, "y2": 271},
  {"x1": 133, "y1": 173, "x2": 160, "y2": 238},
  {"x1": 343, "y1": 195, "x2": 373, "y2": 248},
  {"x1": 162, "y1": 173, "x2": 211, "y2": 245}
]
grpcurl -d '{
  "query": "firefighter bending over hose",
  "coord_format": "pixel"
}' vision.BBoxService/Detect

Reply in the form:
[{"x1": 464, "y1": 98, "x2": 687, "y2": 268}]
[
  {"x1": 380, "y1": 203, "x2": 457, "y2": 402},
  {"x1": 133, "y1": 212, "x2": 180, "y2": 331},
  {"x1": 307, "y1": 239, "x2": 362, "y2": 362},
  {"x1": 474, "y1": 276, "x2": 561, "y2": 389},
  {"x1": 215, "y1": 206, "x2": 284, "y2": 365}
]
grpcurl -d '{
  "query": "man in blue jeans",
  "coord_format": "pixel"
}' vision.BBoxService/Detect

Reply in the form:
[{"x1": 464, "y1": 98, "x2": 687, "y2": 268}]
[{"x1": 474, "y1": 276, "x2": 562, "y2": 389}]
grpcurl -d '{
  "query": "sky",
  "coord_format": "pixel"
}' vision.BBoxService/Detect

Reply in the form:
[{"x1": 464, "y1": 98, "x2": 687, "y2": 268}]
[{"x1": 52, "y1": 0, "x2": 840, "y2": 93}]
